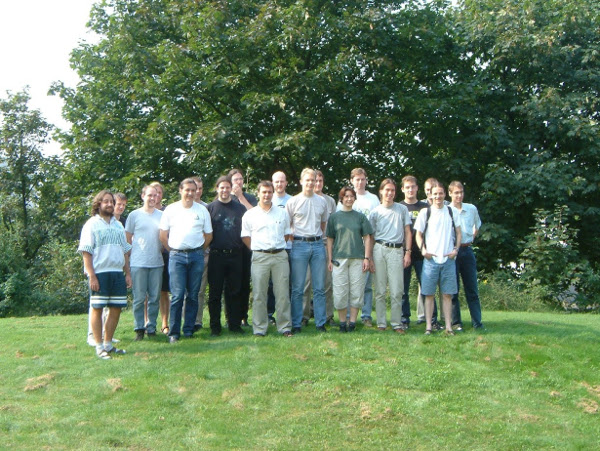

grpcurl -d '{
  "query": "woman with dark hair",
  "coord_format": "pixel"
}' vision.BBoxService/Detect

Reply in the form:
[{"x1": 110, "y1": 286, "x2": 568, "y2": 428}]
[{"x1": 326, "y1": 187, "x2": 373, "y2": 332}]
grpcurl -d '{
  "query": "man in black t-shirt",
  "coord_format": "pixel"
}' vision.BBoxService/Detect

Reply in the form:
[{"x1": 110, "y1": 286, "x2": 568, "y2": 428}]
[
  {"x1": 400, "y1": 176, "x2": 439, "y2": 328},
  {"x1": 207, "y1": 176, "x2": 248, "y2": 335}
]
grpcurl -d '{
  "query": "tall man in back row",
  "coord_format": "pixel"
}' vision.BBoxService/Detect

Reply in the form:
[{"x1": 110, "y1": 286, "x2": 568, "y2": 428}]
[
  {"x1": 78, "y1": 190, "x2": 132, "y2": 359},
  {"x1": 415, "y1": 180, "x2": 461, "y2": 335},
  {"x1": 159, "y1": 178, "x2": 213, "y2": 343},
  {"x1": 287, "y1": 168, "x2": 329, "y2": 333}
]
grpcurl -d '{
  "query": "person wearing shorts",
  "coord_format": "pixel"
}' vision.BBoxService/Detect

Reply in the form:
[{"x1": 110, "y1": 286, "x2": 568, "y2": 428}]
[
  {"x1": 414, "y1": 181, "x2": 462, "y2": 336},
  {"x1": 78, "y1": 190, "x2": 132, "y2": 359}
]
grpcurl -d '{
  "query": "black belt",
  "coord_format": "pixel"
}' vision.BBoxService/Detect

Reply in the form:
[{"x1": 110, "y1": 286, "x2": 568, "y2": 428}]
[
  {"x1": 293, "y1": 236, "x2": 321, "y2": 242},
  {"x1": 210, "y1": 248, "x2": 242, "y2": 254},
  {"x1": 255, "y1": 248, "x2": 285, "y2": 254},
  {"x1": 172, "y1": 247, "x2": 202, "y2": 253},
  {"x1": 460, "y1": 242, "x2": 472, "y2": 248},
  {"x1": 375, "y1": 240, "x2": 403, "y2": 249}
]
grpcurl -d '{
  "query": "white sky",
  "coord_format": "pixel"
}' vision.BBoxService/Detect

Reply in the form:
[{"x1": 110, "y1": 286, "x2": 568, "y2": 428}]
[{"x1": 0, "y1": 0, "x2": 98, "y2": 155}]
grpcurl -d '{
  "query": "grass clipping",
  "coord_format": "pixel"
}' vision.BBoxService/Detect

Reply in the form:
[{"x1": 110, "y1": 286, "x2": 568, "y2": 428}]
[{"x1": 24, "y1": 373, "x2": 54, "y2": 392}]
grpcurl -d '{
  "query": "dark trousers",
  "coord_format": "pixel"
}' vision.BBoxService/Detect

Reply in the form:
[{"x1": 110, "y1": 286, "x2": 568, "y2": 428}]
[
  {"x1": 240, "y1": 246, "x2": 252, "y2": 321},
  {"x1": 208, "y1": 250, "x2": 243, "y2": 332},
  {"x1": 452, "y1": 246, "x2": 483, "y2": 327}
]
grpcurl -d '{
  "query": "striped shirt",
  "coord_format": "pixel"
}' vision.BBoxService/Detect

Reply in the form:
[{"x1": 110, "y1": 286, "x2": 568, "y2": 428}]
[{"x1": 78, "y1": 215, "x2": 132, "y2": 274}]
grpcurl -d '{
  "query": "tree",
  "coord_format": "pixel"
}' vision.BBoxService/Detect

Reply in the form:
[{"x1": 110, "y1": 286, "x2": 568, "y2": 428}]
[
  {"x1": 0, "y1": 89, "x2": 55, "y2": 260},
  {"x1": 446, "y1": 0, "x2": 600, "y2": 270},
  {"x1": 52, "y1": 0, "x2": 462, "y2": 195}
]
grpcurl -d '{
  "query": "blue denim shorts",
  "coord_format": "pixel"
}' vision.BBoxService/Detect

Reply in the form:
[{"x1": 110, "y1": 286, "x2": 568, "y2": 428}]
[
  {"x1": 421, "y1": 258, "x2": 457, "y2": 296},
  {"x1": 90, "y1": 271, "x2": 127, "y2": 309}
]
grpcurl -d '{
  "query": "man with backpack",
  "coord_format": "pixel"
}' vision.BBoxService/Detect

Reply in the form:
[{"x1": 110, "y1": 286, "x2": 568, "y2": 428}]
[{"x1": 414, "y1": 181, "x2": 462, "y2": 336}]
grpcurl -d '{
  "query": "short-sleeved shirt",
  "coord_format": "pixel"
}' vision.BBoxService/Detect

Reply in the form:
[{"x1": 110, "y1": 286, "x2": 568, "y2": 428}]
[
  {"x1": 319, "y1": 193, "x2": 337, "y2": 239},
  {"x1": 326, "y1": 210, "x2": 374, "y2": 259},
  {"x1": 369, "y1": 203, "x2": 412, "y2": 244},
  {"x1": 125, "y1": 208, "x2": 164, "y2": 268},
  {"x1": 241, "y1": 205, "x2": 291, "y2": 251},
  {"x1": 414, "y1": 205, "x2": 460, "y2": 265},
  {"x1": 286, "y1": 193, "x2": 329, "y2": 238},
  {"x1": 207, "y1": 200, "x2": 247, "y2": 250},
  {"x1": 159, "y1": 201, "x2": 212, "y2": 250},
  {"x1": 401, "y1": 200, "x2": 429, "y2": 260},
  {"x1": 78, "y1": 215, "x2": 132, "y2": 274},
  {"x1": 273, "y1": 193, "x2": 293, "y2": 249},
  {"x1": 454, "y1": 203, "x2": 481, "y2": 245}
]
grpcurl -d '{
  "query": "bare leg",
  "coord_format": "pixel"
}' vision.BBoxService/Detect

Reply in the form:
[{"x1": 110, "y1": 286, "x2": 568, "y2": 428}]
[
  {"x1": 442, "y1": 294, "x2": 453, "y2": 332},
  {"x1": 160, "y1": 291, "x2": 169, "y2": 331},
  {"x1": 91, "y1": 308, "x2": 104, "y2": 344},
  {"x1": 349, "y1": 307, "x2": 360, "y2": 323},
  {"x1": 425, "y1": 295, "x2": 434, "y2": 331},
  {"x1": 103, "y1": 307, "x2": 122, "y2": 343},
  {"x1": 337, "y1": 308, "x2": 347, "y2": 324}
]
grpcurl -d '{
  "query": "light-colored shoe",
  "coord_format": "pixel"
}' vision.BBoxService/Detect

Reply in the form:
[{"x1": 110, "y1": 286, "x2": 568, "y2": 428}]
[
  {"x1": 362, "y1": 319, "x2": 373, "y2": 328},
  {"x1": 87, "y1": 334, "x2": 96, "y2": 347}
]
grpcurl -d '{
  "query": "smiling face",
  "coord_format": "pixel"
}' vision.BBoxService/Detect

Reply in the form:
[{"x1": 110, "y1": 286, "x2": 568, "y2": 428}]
[
  {"x1": 315, "y1": 174, "x2": 325, "y2": 195},
  {"x1": 449, "y1": 186, "x2": 464, "y2": 206},
  {"x1": 142, "y1": 187, "x2": 157, "y2": 209},
  {"x1": 114, "y1": 198, "x2": 127, "y2": 217},
  {"x1": 99, "y1": 193, "x2": 115, "y2": 218},
  {"x1": 341, "y1": 190, "x2": 356, "y2": 209},
  {"x1": 217, "y1": 180, "x2": 232, "y2": 202},
  {"x1": 380, "y1": 183, "x2": 396, "y2": 205},
  {"x1": 431, "y1": 186, "x2": 446, "y2": 208}
]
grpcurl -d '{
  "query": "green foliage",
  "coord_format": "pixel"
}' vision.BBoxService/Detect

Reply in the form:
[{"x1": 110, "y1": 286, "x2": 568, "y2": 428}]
[
  {"x1": 478, "y1": 270, "x2": 550, "y2": 312},
  {"x1": 519, "y1": 205, "x2": 600, "y2": 310}
]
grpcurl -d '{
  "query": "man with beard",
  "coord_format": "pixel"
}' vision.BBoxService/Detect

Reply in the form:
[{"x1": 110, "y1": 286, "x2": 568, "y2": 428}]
[{"x1": 78, "y1": 190, "x2": 132, "y2": 359}]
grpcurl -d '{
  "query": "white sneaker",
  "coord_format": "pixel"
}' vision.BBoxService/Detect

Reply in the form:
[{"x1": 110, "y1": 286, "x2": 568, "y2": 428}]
[{"x1": 87, "y1": 334, "x2": 96, "y2": 347}]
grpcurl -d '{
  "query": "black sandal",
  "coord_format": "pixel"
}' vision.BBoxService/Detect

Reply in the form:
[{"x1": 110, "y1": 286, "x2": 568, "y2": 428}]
[{"x1": 424, "y1": 329, "x2": 432, "y2": 335}]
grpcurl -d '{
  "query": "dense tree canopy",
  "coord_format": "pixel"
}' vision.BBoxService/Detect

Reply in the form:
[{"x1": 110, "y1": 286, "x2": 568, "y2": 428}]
[{"x1": 51, "y1": 0, "x2": 600, "y2": 273}]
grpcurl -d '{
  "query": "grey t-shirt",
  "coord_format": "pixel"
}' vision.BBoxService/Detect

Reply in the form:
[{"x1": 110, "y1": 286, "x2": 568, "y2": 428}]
[
  {"x1": 125, "y1": 208, "x2": 164, "y2": 268},
  {"x1": 369, "y1": 203, "x2": 412, "y2": 244}
]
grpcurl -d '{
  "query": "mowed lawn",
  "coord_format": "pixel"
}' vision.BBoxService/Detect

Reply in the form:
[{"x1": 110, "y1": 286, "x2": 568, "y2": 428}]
[{"x1": 1, "y1": 309, "x2": 599, "y2": 450}]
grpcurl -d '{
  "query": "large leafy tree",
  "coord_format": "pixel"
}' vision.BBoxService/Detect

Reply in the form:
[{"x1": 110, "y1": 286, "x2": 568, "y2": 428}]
[
  {"x1": 53, "y1": 0, "x2": 462, "y2": 196},
  {"x1": 452, "y1": 0, "x2": 600, "y2": 269}
]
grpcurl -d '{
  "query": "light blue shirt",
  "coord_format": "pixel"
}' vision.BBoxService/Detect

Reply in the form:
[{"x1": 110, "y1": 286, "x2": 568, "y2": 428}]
[{"x1": 455, "y1": 203, "x2": 481, "y2": 245}]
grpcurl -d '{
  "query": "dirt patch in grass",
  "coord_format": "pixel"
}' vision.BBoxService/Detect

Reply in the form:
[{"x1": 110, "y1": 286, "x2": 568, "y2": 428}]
[
  {"x1": 580, "y1": 381, "x2": 600, "y2": 398},
  {"x1": 24, "y1": 373, "x2": 54, "y2": 391},
  {"x1": 107, "y1": 378, "x2": 125, "y2": 392},
  {"x1": 577, "y1": 398, "x2": 599, "y2": 414}
]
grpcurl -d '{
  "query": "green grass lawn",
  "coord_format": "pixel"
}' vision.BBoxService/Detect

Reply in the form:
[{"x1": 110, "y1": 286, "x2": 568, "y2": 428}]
[{"x1": 1, "y1": 310, "x2": 599, "y2": 450}]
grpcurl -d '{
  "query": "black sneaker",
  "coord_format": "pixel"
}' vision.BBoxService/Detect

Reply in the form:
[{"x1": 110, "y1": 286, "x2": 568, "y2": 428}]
[
  {"x1": 135, "y1": 330, "x2": 145, "y2": 341},
  {"x1": 348, "y1": 322, "x2": 356, "y2": 332},
  {"x1": 291, "y1": 327, "x2": 302, "y2": 334},
  {"x1": 316, "y1": 326, "x2": 327, "y2": 333},
  {"x1": 301, "y1": 318, "x2": 309, "y2": 327},
  {"x1": 339, "y1": 322, "x2": 347, "y2": 333},
  {"x1": 193, "y1": 323, "x2": 203, "y2": 332}
]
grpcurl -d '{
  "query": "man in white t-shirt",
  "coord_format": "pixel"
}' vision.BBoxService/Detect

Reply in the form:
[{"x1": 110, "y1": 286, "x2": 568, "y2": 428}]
[
  {"x1": 159, "y1": 178, "x2": 213, "y2": 343},
  {"x1": 337, "y1": 168, "x2": 379, "y2": 327},
  {"x1": 415, "y1": 181, "x2": 461, "y2": 336}
]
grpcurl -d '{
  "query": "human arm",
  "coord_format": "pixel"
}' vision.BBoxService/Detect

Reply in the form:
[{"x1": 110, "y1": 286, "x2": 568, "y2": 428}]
[
  {"x1": 232, "y1": 186, "x2": 253, "y2": 210},
  {"x1": 363, "y1": 234, "x2": 373, "y2": 272},
  {"x1": 125, "y1": 231, "x2": 133, "y2": 245},
  {"x1": 445, "y1": 224, "x2": 461, "y2": 259},
  {"x1": 326, "y1": 237, "x2": 334, "y2": 272},
  {"x1": 123, "y1": 252, "x2": 132, "y2": 288},
  {"x1": 203, "y1": 232, "x2": 213, "y2": 250},
  {"x1": 82, "y1": 251, "x2": 99, "y2": 292},
  {"x1": 242, "y1": 236, "x2": 251, "y2": 250},
  {"x1": 403, "y1": 225, "x2": 412, "y2": 268},
  {"x1": 416, "y1": 231, "x2": 435, "y2": 259},
  {"x1": 159, "y1": 229, "x2": 171, "y2": 252}
]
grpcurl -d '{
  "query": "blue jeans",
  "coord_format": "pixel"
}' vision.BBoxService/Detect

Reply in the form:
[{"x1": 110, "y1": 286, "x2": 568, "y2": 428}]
[
  {"x1": 131, "y1": 266, "x2": 162, "y2": 333},
  {"x1": 402, "y1": 259, "x2": 440, "y2": 324},
  {"x1": 452, "y1": 246, "x2": 483, "y2": 328},
  {"x1": 168, "y1": 249, "x2": 204, "y2": 338},
  {"x1": 290, "y1": 240, "x2": 326, "y2": 328}
]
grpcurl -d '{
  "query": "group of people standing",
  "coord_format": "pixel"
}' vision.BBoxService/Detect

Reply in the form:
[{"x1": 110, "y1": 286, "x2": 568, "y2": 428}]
[{"x1": 78, "y1": 167, "x2": 484, "y2": 360}]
